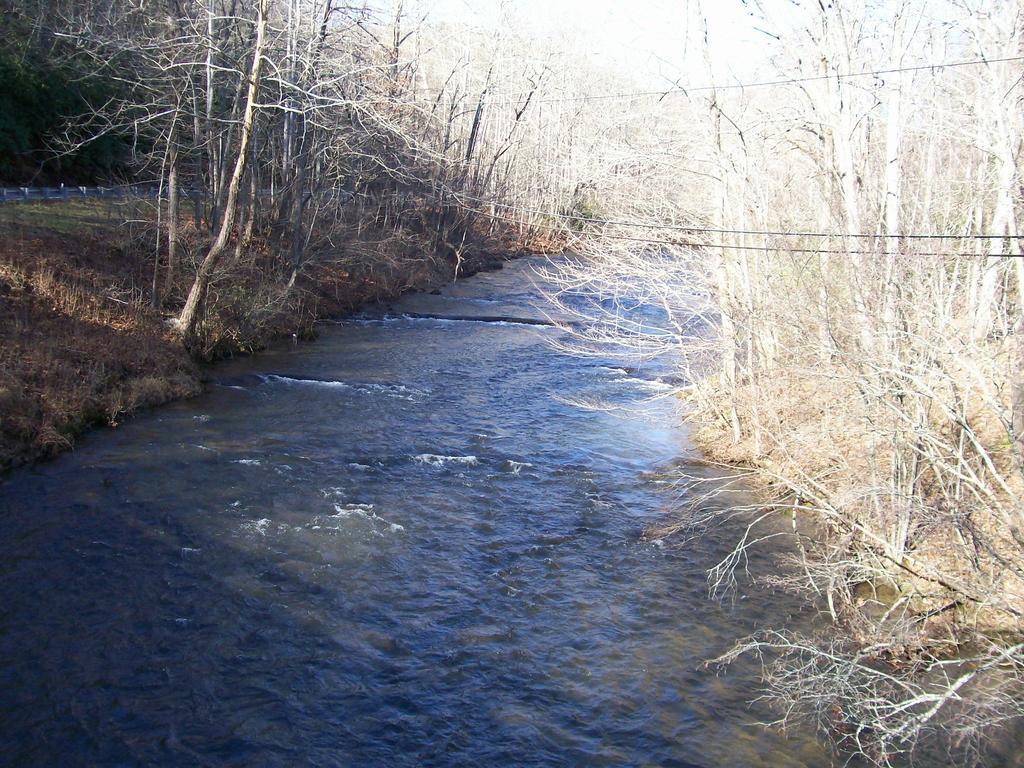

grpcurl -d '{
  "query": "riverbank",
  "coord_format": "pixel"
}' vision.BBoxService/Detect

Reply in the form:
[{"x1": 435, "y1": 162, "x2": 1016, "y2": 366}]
[
  {"x1": 671, "y1": 360, "x2": 1024, "y2": 765},
  {"x1": 0, "y1": 199, "x2": 553, "y2": 472},
  {"x1": 685, "y1": 374, "x2": 1024, "y2": 632}
]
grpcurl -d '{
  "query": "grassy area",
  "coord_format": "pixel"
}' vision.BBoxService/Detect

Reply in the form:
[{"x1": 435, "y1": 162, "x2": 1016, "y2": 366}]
[
  {"x1": 0, "y1": 197, "x2": 130, "y2": 234},
  {"x1": 0, "y1": 198, "x2": 199, "y2": 471}
]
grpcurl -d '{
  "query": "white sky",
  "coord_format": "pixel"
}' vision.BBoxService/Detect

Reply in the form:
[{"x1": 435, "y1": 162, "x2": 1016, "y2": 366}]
[{"x1": 417, "y1": 0, "x2": 771, "y2": 88}]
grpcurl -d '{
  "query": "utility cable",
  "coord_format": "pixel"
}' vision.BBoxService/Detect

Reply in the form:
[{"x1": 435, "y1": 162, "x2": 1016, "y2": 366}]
[
  {"x1": 452, "y1": 192, "x2": 1021, "y2": 242},
  {"x1": 469, "y1": 207, "x2": 1018, "y2": 258},
  {"x1": 405, "y1": 55, "x2": 1024, "y2": 107}
]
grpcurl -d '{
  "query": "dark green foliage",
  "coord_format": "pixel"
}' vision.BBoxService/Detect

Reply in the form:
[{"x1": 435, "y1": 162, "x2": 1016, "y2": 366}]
[
  {"x1": 0, "y1": 11, "x2": 131, "y2": 185},
  {"x1": 562, "y1": 194, "x2": 600, "y2": 232}
]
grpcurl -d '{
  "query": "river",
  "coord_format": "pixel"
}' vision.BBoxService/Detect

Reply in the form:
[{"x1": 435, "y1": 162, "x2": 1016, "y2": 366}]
[{"x1": 0, "y1": 257, "x2": 831, "y2": 766}]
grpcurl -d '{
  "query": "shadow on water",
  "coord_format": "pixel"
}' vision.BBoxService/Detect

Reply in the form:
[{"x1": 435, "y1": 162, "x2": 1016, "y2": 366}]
[{"x1": 2, "y1": 258, "x2": 837, "y2": 766}]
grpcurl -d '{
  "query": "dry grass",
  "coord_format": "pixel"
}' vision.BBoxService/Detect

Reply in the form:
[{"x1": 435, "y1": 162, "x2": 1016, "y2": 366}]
[{"x1": 0, "y1": 200, "x2": 201, "y2": 470}]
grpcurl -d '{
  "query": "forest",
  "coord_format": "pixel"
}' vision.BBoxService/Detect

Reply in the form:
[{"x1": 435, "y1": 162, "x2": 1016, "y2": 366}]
[{"x1": 1, "y1": 0, "x2": 1023, "y2": 766}]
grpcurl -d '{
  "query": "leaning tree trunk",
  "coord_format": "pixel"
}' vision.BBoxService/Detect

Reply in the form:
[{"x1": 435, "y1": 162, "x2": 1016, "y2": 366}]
[{"x1": 176, "y1": 0, "x2": 269, "y2": 342}]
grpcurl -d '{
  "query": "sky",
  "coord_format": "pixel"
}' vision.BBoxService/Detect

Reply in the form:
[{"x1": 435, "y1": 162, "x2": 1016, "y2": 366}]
[{"x1": 416, "y1": 0, "x2": 772, "y2": 88}]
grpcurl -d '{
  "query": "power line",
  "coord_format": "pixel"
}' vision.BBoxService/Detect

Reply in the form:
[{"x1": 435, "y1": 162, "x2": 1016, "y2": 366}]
[
  {"x1": 566, "y1": 229, "x2": 1017, "y2": 258},
  {"x1": 453, "y1": 192, "x2": 1019, "y2": 241},
  {"x1": 469, "y1": 207, "x2": 1017, "y2": 258},
  {"x1": 424, "y1": 55, "x2": 1024, "y2": 107}
]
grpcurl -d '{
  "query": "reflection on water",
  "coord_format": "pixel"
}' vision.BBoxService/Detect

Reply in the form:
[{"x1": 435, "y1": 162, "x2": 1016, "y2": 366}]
[{"x1": 1, "y1": 258, "x2": 829, "y2": 766}]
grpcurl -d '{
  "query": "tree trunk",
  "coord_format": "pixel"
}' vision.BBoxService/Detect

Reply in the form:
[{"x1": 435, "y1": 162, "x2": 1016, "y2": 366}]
[
  {"x1": 205, "y1": 0, "x2": 218, "y2": 232},
  {"x1": 1013, "y1": 322, "x2": 1024, "y2": 462},
  {"x1": 176, "y1": 0, "x2": 269, "y2": 341},
  {"x1": 234, "y1": 166, "x2": 257, "y2": 262},
  {"x1": 162, "y1": 142, "x2": 179, "y2": 305}
]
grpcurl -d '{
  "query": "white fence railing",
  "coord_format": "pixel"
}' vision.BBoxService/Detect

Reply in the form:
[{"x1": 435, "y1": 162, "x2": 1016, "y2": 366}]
[
  {"x1": 0, "y1": 184, "x2": 163, "y2": 203},
  {"x1": 0, "y1": 185, "x2": 355, "y2": 204}
]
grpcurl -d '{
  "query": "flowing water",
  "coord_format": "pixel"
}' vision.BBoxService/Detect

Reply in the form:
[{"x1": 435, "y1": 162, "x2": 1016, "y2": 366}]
[{"x1": 0, "y1": 257, "x2": 831, "y2": 766}]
